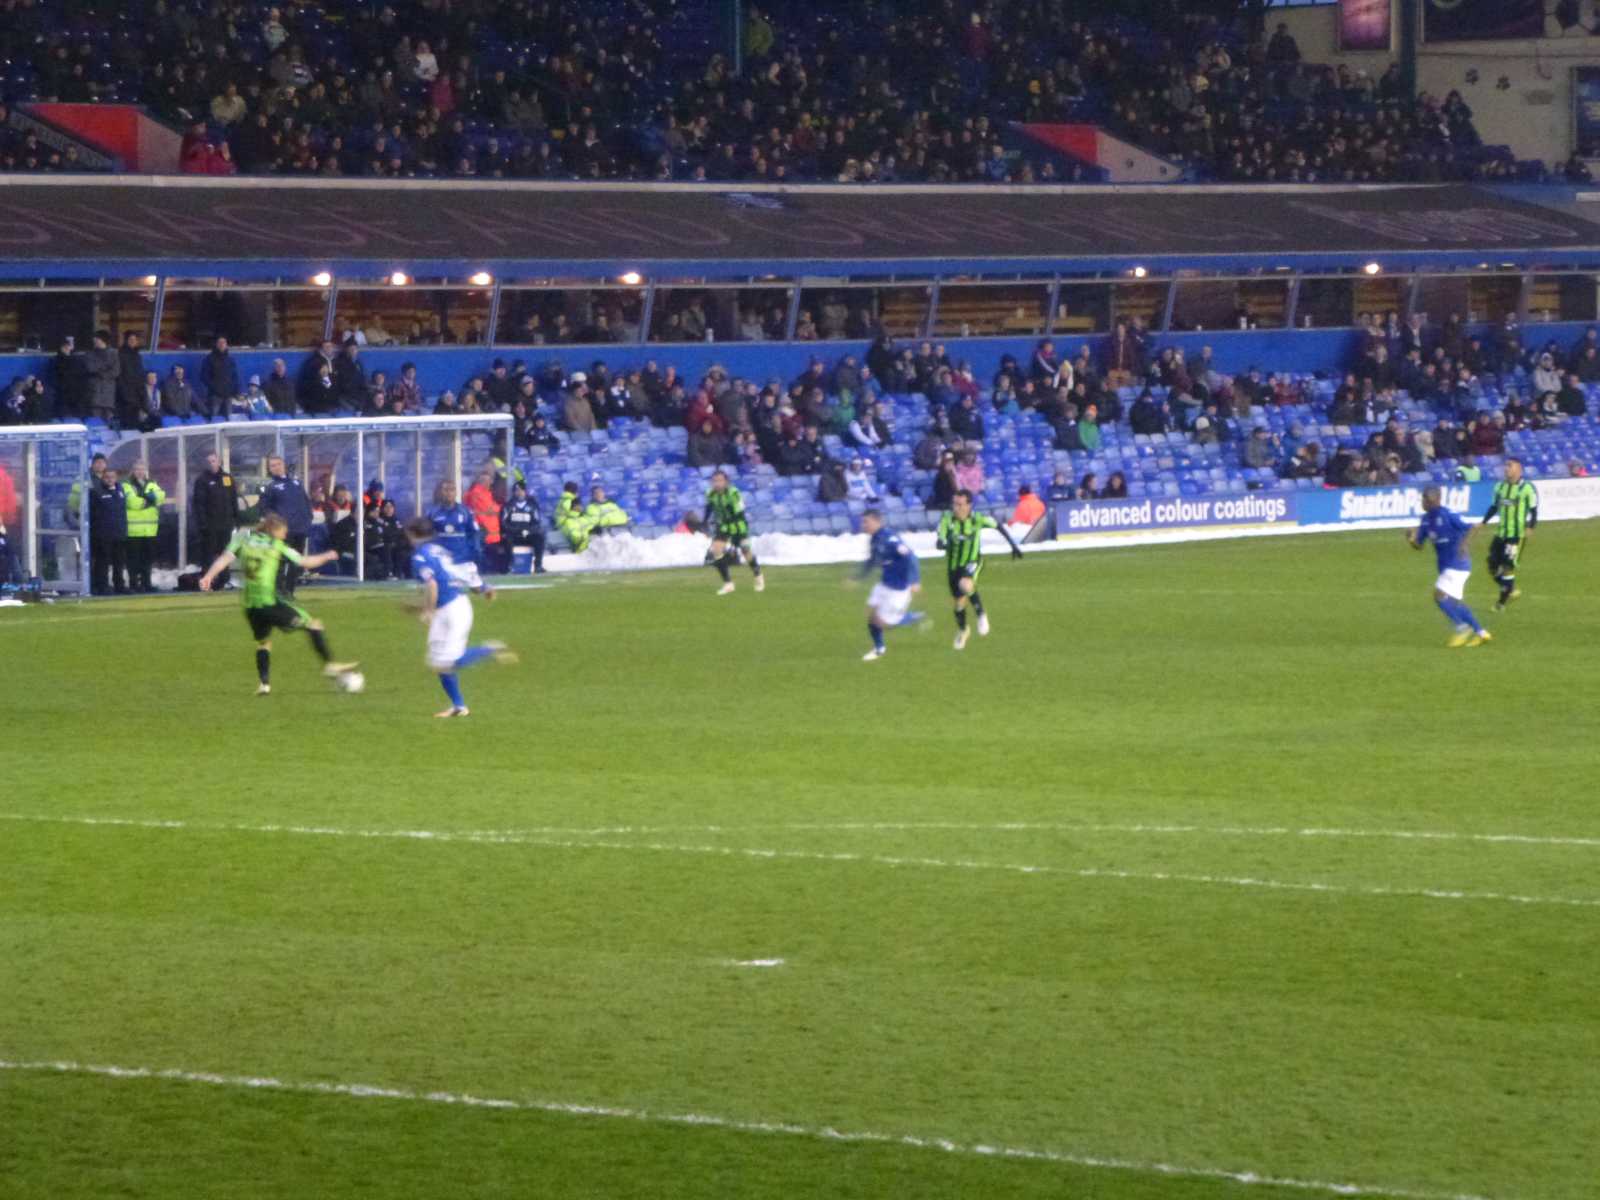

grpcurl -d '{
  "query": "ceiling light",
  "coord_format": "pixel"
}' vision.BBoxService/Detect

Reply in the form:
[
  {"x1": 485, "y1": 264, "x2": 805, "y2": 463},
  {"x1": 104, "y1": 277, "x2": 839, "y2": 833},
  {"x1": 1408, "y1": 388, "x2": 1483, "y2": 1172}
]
[
  {"x1": 389, "y1": 271, "x2": 409, "y2": 287},
  {"x1": 1363, "y1": 262, "x2": 1381, "y2": 276},
  {"x1": 619, "y1": 271, "x2": 643, "y2": 286},
  {"x1": 311, "y1": 271, "x2": 333, "y2": 287},
  {"x1": 469, "y1": 271, "x2": 492, "y2": 287}
]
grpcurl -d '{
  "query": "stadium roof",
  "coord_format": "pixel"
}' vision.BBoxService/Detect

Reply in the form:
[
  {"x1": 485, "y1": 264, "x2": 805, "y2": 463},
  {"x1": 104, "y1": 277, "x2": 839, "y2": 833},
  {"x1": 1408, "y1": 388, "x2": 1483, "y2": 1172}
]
[{"x1": 2, "y1": 177, "x2": 1599, "y2": 279}]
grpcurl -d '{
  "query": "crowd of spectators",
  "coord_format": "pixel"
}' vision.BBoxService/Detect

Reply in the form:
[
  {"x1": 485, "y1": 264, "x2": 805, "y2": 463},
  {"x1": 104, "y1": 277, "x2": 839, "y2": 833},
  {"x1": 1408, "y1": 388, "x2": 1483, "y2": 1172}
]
[
  {"x1": 0, "y1": 0, "x2": 1518, "y2": 185},
  {"x1": 14, "y1": 306, "x2": 1598, "y2": 502}
]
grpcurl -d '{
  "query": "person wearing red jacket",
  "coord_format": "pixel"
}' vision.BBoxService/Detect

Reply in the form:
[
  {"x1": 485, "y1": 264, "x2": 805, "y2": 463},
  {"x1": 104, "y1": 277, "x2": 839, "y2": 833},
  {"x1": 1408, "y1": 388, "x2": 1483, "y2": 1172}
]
[{"x1": 464, "y1": 471, "x2": 505, "y2": 573}]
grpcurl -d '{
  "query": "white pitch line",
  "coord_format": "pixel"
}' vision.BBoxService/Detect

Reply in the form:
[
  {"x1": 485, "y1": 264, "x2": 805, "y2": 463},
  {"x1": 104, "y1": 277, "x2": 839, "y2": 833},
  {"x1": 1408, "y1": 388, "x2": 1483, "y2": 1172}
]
[
  {"x1": 0, "y1": 1059, "x2": 1497, "y2": 1200},
  {"x1": 4, "y1": 812, "x2": 1598, "y2": 911},
  {"x1": 7, "y1": 811, "x2": 1599, "y2": 850},
  {"x1": 756, "y1": 821, "x2": 1600, "y2": 850}
]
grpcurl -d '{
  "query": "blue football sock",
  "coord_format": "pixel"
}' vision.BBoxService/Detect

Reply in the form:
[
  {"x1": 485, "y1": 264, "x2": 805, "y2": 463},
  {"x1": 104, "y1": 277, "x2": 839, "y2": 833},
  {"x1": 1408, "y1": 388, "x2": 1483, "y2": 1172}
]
[
  {"x1": 455, "y1": 645, "x2": 494, "y2": 669},
  {"x1": 439, "y1": 673, "x2": 465, "y2": 707},
  {"x1": 868, "y1": 623, "x2": 885, "y2": 651},
  {"x1": 1437, "y1": 597, "x2": 1484, "y2": 633},
  {"x1": 1456, "y1": 602, "x2": 1486, "y2": 635}
]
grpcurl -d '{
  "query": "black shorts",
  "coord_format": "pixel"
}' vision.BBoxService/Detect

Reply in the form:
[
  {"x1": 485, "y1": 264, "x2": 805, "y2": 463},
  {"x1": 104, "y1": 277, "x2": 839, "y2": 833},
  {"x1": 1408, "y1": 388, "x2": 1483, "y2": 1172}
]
[
  {"x1": 1488, "y1": 536, "x2": 1522, "y2": 574},
  {"x1": 713, "y1": 528, "x2": 751, "y2": 549},
  {"x1": 246, "y1": 601, "x2": 311, "y2": 641},
  {"x1": 947, "y1": 562, "x2": 981, "y2": 598}
]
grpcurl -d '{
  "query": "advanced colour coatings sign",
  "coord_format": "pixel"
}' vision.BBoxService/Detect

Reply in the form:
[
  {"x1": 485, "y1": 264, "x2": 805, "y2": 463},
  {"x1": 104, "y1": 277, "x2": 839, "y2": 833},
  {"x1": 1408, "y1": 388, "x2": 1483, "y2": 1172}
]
[
  {"x1": 1053, "y1": 481, "x2": 1509, "y2": 537},
  {"x1": 1055, "y1": 493, "x2": 1296, "y2": 534}
]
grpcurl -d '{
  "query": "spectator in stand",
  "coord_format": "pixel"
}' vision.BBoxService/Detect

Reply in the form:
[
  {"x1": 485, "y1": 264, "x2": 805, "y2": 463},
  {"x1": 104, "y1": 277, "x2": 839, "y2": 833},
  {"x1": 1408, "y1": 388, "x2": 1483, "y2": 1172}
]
[
  {"x1": 1103, "y1": 320, "x2": 1144, "y2": 388},
  {"x1": 1243, "y1": 428, "x2": 1280, "y2": 472},
  {"x1": 562, "y1": 373, "x2": 597, "y2": 433},
  {"x1": 297, "y1": 340, "x2": 338, "y2": 413},
  {"x1": 845, "y1": 457, "x2": 879, "y2": 502},
  {"x1": 1101, "y1": 472, "x2": 1128, "y2": 499},
  {"x1": 951, "y1": 393, "x2": 986, "y2": 441},
  {"x1": 84, "y1": 331, "x2": 119, "y2": 427},
  {"x1": 200, "y1": 336, "x2": 241, "y2": 412},
  {"x1": 89, "y1": 466, "x2": 128, "y2": 595},
  {"x1": 135, "y1": 370, "x2": 164, "y2": 432},
  {"x1": 263, "y1": 358, "x2": 295, "y2": 415},
  {"x1": 333, "y1": 340, "x2": 367, "y2": 409},
  {"x1": 53, "y1": 335, "x2": 84, "y2": 419},
  {"x1": 117, "y1": 332, "x2": 147, "y2": 430},
  {"x1": 1558, "y1": 373, "x2": 1589, "y2": 417},
  {"x1": 687, "y1": 419, "x2": 732, "y2": 467},
  {"x1": 1469, "y1": 411, "x2": 1506, "y2": 455},
  {"x1": 160, "y1": 364, "x2": 194, "y2": 419},
  {"x1": 486, "y1": 359, "x2": 519, "y2": 409},
  {"x1": 1129, "y1": 388, "x2": 1171, "y2": 435},
  {"x1": 929, "y1": 449, "x2": 959, "y2": 509},
  {"x1": 1532, "y1": 352, "x2": 1563, "y2": 398},
  {"x1": 390, "y1": 362, "x2": 423, "y2": 413}
]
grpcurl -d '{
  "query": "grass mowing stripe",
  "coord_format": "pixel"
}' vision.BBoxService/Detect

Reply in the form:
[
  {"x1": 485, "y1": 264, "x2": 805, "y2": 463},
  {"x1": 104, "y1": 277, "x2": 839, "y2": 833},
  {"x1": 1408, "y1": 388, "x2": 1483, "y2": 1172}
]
[
  {"x1": 0, "y1": 1059, "x2": 1500, "y2": 1200},
  {"x1": 7, "y1": 812, "x2": 1599, "y2": 910}
]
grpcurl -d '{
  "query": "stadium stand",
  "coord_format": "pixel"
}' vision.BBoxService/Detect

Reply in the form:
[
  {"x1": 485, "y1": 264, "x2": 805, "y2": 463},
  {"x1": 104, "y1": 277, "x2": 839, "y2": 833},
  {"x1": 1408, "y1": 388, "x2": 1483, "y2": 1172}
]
[
  {"x1": 11, "y1": 325, "x2": 1599, "y2": 547},
  {"x1": 0, "y1": 0, "x2": 1530, "y2": 183}
]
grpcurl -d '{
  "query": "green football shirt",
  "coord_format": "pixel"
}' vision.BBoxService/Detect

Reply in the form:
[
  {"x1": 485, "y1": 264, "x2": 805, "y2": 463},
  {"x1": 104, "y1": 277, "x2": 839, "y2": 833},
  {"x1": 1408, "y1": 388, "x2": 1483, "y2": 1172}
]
[
  {"x1": 226, "y1": 528, "x2": 303, "y2": 608},
  {"x1": 1490, "y1": 480, "x2": 1538, "y2": 539},
  {"x1": 938, "y1": 511, "x2": 997, "y2": 570}
]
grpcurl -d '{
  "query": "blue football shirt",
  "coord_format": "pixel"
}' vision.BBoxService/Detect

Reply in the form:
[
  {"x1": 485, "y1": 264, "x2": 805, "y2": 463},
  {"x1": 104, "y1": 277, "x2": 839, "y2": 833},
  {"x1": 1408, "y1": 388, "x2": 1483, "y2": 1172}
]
[
  {"x1": 410, "y1": 540, "x2": 477, "y2": 607},
  {"x1": 1415, "y1": 506, "x2": 1472, "y2": 573},
  {"x1": 869, "y1": 527, "x2": 919, "y2": 590}
]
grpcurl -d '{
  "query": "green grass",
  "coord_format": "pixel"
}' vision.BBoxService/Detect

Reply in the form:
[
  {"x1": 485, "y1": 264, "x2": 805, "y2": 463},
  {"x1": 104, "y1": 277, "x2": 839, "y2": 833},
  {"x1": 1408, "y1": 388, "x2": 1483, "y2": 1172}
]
[{"x1": 3, "y1": 525, "x2": 1598, "y2": 1200}]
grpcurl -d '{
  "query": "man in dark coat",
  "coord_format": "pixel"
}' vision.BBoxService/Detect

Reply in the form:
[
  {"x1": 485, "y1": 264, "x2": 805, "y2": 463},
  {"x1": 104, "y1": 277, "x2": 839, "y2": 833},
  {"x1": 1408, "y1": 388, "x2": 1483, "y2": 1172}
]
[
  {"x1": 89, "y1": 466, "x2": 128, "y2": 595},
  {"x1": 190, "y1": 451, "x2": 239, "y2": 586},
  {"x1": 297, "y1": 340, "x2": 338, "y2": 412},
  {"x1": 117, "y1": 332, "x2": 147, "y2": 429},
  {"x1": 199, "y1": 335, "x2": 241, "y2": 414},
  {"x1": 84, "y1": 331, "x2": 119, "y2": 426},
  {"x1": 53, "y1": 335, "x2": 85, "y2": 418},
  {"x1": 259, "y1": 453, "x2": 314, "y2": 594}
]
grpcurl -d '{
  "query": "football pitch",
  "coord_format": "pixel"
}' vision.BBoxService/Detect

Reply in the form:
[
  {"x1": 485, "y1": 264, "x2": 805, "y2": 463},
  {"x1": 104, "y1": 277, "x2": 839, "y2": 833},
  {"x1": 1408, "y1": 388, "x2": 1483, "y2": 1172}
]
[{"x1": 4, "y1": 524, "x2": 1598, "y2": 1200}]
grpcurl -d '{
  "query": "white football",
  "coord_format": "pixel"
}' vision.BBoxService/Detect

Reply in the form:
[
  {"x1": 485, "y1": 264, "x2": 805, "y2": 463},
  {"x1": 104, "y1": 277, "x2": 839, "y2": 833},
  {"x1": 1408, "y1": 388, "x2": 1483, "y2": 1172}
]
[{"x1": 338, "y1": 671, "x2": 366, "y2": 694}]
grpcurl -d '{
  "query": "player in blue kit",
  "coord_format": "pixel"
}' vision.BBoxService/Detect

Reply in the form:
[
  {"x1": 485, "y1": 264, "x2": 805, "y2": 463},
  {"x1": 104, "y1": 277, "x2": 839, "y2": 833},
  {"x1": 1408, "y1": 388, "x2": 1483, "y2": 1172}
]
[
  {"x1": 853, "y1": 509, "x2": 926, "y2": 661},
  {"x1": 427, "y1": 480, "x2": 478, "y2": 567},
  {"x1": 1408, "y1": 486, "x2": 1491, "y2": 648},
  {"x1": 405, "y1": 516, "x2": 516, "y2": 717}
]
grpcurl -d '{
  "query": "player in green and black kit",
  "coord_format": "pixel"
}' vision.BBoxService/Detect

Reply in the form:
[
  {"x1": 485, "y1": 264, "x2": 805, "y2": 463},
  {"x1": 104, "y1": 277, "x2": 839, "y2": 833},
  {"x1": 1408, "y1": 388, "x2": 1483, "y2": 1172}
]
[
  {"x1": 936, "y1": 489, "x2": 1022, "y2": 650},
  {"x1": 198, "y1": 513, "x2": 356, "y2": 694},
  {"x1": 1481, "y1": 457, "x2": 1539, "y2": 610},
  {"x1": 704, "y1": 469, "x2": 765, "y2": 595}
]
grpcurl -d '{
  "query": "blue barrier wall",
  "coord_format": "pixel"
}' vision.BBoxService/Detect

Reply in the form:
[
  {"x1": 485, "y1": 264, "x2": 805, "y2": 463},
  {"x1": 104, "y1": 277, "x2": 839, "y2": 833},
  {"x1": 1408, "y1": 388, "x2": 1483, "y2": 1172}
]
[{"x1": 3, "y1": 323, "x2": 1594, "y2": 404}]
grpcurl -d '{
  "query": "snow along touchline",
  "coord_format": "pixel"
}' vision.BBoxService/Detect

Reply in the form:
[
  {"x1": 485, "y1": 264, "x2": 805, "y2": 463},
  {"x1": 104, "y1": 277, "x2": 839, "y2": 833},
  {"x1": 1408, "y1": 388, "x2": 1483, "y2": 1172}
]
[
  {"x1": 4, "y1": 812, "x2": 1598, "y2": 910},
  {"x1": 0, "y1": 1059, "x2": 1498, "y2": 1200}
]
